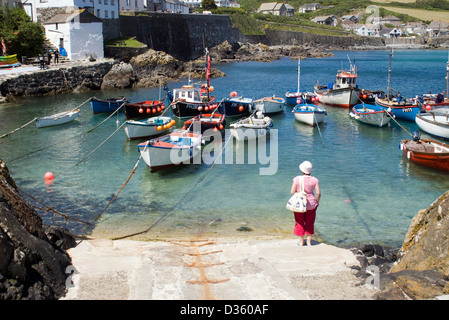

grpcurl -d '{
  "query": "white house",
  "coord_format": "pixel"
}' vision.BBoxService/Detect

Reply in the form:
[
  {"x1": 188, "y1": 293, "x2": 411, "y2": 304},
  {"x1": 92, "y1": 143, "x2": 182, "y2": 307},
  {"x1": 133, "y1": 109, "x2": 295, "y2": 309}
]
[
  {"x1": 311, "y1": 15, "x2": 338, "y2": 26},
  {"x1": 257, "y1": 2, "x2": 294, "y2": 17},
  {"x1": 120, "y1": 0, "x2": 146, "y2": 12},
  {"x1": 163, "y1": 0, "x2": 189, "y2": 13},
  {"x1": 44, "y1": 9, "x2": 104, "y2": 61},
  {"x1": 298, "y1": 3, "x2": 320, "y2": 13},
  {"x1": 21, "y1": 0, "x2": 119, "y2": 21}
]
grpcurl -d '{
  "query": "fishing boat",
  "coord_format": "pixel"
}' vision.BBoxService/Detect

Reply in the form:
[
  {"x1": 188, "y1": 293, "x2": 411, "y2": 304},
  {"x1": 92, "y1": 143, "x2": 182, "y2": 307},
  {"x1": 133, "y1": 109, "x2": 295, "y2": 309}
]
[
  {"x1": 183, "y1": 113, "x2": 226, "y2": 139},
  {"x1": 292, "y1": 104, "x2": 327, "y2": 126},
  {"x1": 137, "y1": 130, "x2": 203, "y2": 172},
  {"x1": 90, "y1": 96, "x2": 130, "y2": 114},
  {"x1": 170, "y1": 48, "x2": 216, "y2": 118},
  {"x1": 314, "y1": 58, "x2": 361, "y2": 108},
  {"x1": 124, "y1": 100, "x2": 165, "y2": 119},
  {"x1": 170, "y1": 85, "x2": 217, "y2": 118},
  {"x1": 124, "y1": 116, "x2": 174, "y2": 140},
  {"x1": 35, "y1": 109, "x2": 80, "y2": 128},
  {"x1": 229, "y1": 113, "x2": 272, "y2": 141},
  {"x1": 375, "y1": 49, "x2": 420, "y2": 121},
  {"x1": 349, "y1": 104, "x2": 392, "y2": 127},
  {"x1": 400, "y1": 132, "x2": 449, "y2": 172},
  {"x1": 254, "y1": 96, "x2": 285, "y2": 114},
  {"x1": 221, "y1": 96, "x2": 254, "y2": 116},
  {"x1": 358, "y1": 90, "x2": 385, "y2": 105},
  {"x1": 285, "y1": 59, "x2": 316, "y2": 105},
  {"x1": 415, "y1": 112, "x2": 449, "y2": 139}
]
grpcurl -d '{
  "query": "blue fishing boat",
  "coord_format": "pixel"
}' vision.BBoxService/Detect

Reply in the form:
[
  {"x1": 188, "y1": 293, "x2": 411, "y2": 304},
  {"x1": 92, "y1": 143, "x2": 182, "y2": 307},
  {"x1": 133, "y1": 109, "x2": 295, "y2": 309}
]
[
  {"x1": 374, "y1": 95, "x2": 421, "y2": 121},
  {"x1": 374, "y1": 49, "x2": 421, "y2": 121},
  {"x1": 90, "y1": 96, "x2": 130, "y2": 114}
]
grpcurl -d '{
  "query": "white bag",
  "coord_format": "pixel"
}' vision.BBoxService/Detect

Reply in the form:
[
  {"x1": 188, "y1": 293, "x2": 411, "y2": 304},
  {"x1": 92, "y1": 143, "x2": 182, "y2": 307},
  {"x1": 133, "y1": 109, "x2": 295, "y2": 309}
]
[{"x1": 286, "y1": 176, "x2": 307, "y2": 212}]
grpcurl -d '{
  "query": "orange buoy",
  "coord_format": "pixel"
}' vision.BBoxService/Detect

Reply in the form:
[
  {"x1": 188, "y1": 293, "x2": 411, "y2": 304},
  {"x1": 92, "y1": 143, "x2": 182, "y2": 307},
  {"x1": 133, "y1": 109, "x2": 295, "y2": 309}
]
[
  {"x1": 139, "y1": 108, "x2": 143, "y2": 113},
  {"x1": 363, "y1": 94, "x2": 368, "y2": 99},
  {"x1": 146, "y1": 108, "x2": 151, "y2": 114},
  {"x1": 219, "y1": 124, "x2": 224, "y2": 130},
  {"x1": 161, "y1": 105, "x2": 165, "y2": 110},
  {"x1": 44, "y1": 172, "x2": 54, "y2": 180},
  {"x1": 230, "y1": 91, "x2": 238, "y2": 97},
  {"x1": 156, "y1": 125, "x2": 162, "y2": 131},
  {"x1": 198, "y1": 106, "x2": 203, "y2": 112},
  {"x1": 238, "y1": 105, "x2": 244, "y2": 112}
]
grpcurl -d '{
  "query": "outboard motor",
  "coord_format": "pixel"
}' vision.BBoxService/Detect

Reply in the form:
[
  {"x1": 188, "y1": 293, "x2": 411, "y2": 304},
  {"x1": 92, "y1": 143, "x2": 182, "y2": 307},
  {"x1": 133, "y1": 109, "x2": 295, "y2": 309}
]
[{"x1": 412, "y1": 130, "x2": 421, "y2": 142}]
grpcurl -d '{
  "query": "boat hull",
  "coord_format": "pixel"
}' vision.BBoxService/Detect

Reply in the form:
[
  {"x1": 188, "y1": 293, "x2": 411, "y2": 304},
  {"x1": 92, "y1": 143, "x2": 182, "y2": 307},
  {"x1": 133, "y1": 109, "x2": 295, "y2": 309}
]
[
  {"x1": 124, "y1": 116, "x2": 173, "y2": 140},
  {"x1": 230, "y1": 116, "x2": 272, "y2": 141},
  {"x1": 35, "y1": 109, "x2": 80, "y2": 128},
  {"x1": 90, "y1": 97, "x2": 129, "y2": 114},
  {"x1": 314, "y1": 85, "x2": 360, "y2": 108},
  {"x1": 292, "y1": 105, "x2": 327, "y2": 126},
  {"x1": 124, "y1": 101, "x2": 165, "y2": 119},
  {"x1": 415, "y1": 113, "x2": 449, "y2": 139},
  {"x1": 138, "y1": 131, "x2": 203, "y2": 172},
  {"x1": 285, "y1": 91, "x2": 316, "y2": 105},
  {"x1": 222, "y1": 97, "x2": 253, "y2": 116},
  {"x1": 350, "y1": 104, "x2": 392, "y2": 127},
  {"x1": 172, "y1": 98, "x2": 217, "y2": 119},
  {"x1": 400, "y1": 139, "x2": 449, "y2": 172},
  {"x1": 375, "y1": 97, "x2": 420, "y2": 121},
  {"x1": 183, "y1": 113, "x2": 226, "y2": 139},
  {"x1": 254, "y1": 97, "x2": 284, "y2": 114}
]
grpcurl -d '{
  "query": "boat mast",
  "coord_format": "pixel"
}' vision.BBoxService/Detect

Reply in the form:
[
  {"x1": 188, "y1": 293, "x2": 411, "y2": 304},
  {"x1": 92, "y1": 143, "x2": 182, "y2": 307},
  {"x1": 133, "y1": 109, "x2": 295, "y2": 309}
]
[
  {"x1": 387, "y1": 48, "x2": 393, "y2": 102},
  {"x1": 205, "y1": 47, "x2": 210, "y2": 100},
  {"x1": 297, "y1": 59, "x2": 301, "y2": 94}
]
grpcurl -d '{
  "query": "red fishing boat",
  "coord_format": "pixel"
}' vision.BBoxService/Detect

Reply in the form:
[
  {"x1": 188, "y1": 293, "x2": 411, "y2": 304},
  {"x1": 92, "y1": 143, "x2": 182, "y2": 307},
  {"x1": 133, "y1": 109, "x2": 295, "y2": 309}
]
[
  {"x1": 124, "y1": 100, "x2": 165, "y2": 119},
  {"x1": 183, "y1": 113, "x2": 226, "y2": 139},
  {"x1": 400, "y1": 132, "x2": 449, "y2": 172}
]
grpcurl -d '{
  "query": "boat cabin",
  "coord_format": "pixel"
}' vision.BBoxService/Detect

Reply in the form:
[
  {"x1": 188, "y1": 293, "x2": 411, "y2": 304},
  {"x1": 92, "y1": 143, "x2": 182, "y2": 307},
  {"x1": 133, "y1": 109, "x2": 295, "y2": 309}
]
[
  {"x1": 173, "y1": 86, "x2": 202, "y2": 103},
  {"x1": 333, "y1": 71, "x2": 358, "y2": 89}
]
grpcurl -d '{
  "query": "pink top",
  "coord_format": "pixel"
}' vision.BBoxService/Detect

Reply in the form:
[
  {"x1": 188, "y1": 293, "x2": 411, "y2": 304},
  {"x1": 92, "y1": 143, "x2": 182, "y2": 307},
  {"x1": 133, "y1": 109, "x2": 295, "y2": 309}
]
[{"x1": 293, "y1": 175, "x2": 319, "y2": 210}]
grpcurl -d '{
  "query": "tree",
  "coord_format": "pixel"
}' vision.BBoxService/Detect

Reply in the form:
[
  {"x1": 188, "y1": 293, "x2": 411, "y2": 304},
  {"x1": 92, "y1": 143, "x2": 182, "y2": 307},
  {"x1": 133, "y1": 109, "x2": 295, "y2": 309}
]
[
  {"x1": 0, "y1": 6, "x2": 44, "y2": 58},
  {"x1": 201, "y1": 0, "x2": 217, "y2": 11}
]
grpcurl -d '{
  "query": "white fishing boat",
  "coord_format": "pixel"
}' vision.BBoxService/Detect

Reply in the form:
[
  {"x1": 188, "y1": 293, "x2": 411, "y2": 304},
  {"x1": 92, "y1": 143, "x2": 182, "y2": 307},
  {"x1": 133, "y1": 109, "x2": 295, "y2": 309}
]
[
  {"x1": 137, "y1": 130, "x2": 203, "y2": 172},
  {"x1": 314, "y1": 58, "x2": 361, "y2": 108},
  {"x1": 349, "y1": 104, "x2": 392, "y2": 127},
  {"x1": 230, "y1": 113, "x2": 272, "y2": 141},
  {"x1": 35, "y1": 109, "x2": 80, "y2": 128},
  {"x1": 415, "y1": 112, "x2": 449, "y2": 139},
  {"x1": 292, "y1": 104, "x2": 327, "y2": 126},
  {"x1": 124, "y1": 116, "x2": 174, "y2": 140},
  {"x1": 254, "y1": 96, "x2": 284, "y2": 114}
]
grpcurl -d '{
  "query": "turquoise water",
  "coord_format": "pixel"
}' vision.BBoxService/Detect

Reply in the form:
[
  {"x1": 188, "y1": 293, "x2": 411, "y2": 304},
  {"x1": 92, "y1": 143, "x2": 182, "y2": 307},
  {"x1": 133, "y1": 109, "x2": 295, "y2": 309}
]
[{"x1": 1, "y1": 49, "x2": 449, "y2": 248}]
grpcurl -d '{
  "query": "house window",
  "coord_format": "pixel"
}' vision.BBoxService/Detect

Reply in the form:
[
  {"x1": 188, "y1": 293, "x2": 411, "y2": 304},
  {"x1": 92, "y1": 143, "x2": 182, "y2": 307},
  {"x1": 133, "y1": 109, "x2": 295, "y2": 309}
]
[
  {"x1": 111, "y1": 0, "x2": 114, "y2": 4},
  {"x1": 99, "y1": 0, "x2": 102, "y2": 4},
  {"x1": 105, "y1": 0, "x2": 108, "y2": 4},
  {"x1": 111, "y1": 11, "x2": 115, "y2": 18},
  {"x1": 105, "y1": 10, "x2": 108, "y2": 18},
  {"x1": 97, "y1": 9, "x2": 100, "y2": 17}
]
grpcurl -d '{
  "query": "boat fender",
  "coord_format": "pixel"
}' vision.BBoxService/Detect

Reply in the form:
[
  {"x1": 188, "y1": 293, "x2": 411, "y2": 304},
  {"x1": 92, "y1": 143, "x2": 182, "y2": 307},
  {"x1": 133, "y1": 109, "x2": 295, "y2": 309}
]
[
  {"x1": 201, "y1": 139, "x2": 206, "y2": 145},
  {"x1": 407, "y1": 151, "x2": 411, "y2": 159},
  {"x1": 269, "y1": 122, "x2": 273, "y2": 127},
  {"x1": 399, "y1": 144, "x2": 403, "y2": 151}
]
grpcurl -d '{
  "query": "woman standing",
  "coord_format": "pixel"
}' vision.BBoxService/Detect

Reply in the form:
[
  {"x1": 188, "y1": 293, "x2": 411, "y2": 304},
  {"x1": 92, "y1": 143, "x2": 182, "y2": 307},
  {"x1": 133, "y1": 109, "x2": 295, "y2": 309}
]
[{"x1": 290, "y1": 161, "x2": 321, "y2": 246}]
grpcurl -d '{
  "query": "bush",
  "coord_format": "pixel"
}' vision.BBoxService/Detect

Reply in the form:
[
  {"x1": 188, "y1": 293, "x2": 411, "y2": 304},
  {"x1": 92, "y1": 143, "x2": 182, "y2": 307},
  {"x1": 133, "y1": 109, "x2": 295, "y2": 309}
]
[{"x1": 0, "y1": 6, "x2": 44, "y2": 58}]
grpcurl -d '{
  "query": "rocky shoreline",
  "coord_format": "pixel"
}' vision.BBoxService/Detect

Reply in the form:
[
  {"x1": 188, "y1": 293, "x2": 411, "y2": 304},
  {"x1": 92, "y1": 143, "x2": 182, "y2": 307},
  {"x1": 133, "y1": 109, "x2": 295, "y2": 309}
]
[{"x1": 1, "y1": 41, "x2": 336, "y2": 103}]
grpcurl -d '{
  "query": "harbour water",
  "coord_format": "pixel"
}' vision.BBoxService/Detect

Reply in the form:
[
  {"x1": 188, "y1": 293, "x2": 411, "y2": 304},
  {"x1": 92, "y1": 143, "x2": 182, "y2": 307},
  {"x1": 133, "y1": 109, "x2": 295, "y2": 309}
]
[{"x1": 1, "y1": 49, "x2": 449, "y2": 248}]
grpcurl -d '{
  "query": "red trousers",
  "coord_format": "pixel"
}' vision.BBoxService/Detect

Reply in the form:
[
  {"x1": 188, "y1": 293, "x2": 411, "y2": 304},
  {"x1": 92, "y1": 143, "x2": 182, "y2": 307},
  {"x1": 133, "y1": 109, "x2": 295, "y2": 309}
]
[{"x1": 293, "y1": 208, "x2": 316, "y2": 236}]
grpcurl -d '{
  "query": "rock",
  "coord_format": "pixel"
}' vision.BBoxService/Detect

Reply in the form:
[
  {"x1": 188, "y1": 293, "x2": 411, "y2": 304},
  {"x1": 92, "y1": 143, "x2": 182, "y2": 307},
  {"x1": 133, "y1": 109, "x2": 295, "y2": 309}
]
[
  {"x1": 377, "y1": 190, "x2": 449, "y2": 300},
  {"x1": 0, "y1": 159, "x2": 73, "y2": 300},
  {"x1": 101, "y1": 62, "x2": 136, "y2": 90}
]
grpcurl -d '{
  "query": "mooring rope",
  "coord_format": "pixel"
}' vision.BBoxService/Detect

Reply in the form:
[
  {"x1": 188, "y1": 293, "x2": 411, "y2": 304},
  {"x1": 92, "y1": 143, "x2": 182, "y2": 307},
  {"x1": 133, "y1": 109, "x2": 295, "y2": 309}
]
[
  {"x1": 92, "y1": 141, "x2": 150, "y2": 223},
  {"x1": 75, "y1": 121, "x2": 126, "y2": 167},
  {"x1": 0, "y1": 117, "x2": 37, "y2": 139},
  {"x1": 0, "y1": 97, "x2": 92, "y2": 140},
  {"x1": 86, "y1": 102, "x2": 125, "y2": 133},
  {"x1": 18, "y1": 187, "x2": 93, "y2": 225}
]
